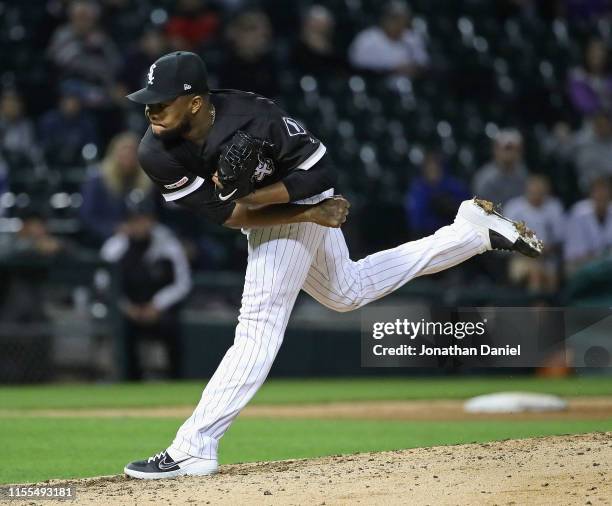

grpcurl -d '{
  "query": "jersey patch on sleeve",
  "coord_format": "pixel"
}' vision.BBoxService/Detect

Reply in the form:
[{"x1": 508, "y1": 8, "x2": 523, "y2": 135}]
[
  {"x1": 283, "y1": 117, "x2": 307, "y2": 136},
  {"x1": 164, "y1": 176, "x2": 190, "y2": 189},
  {"x1": 163, "y1": 176, "x2": 205, "y2": 201}
]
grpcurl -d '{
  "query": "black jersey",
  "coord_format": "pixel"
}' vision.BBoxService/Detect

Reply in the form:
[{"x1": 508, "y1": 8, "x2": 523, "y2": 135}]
[{"x1": 137, "y1": 89, "x2": 331, "y2": 225}]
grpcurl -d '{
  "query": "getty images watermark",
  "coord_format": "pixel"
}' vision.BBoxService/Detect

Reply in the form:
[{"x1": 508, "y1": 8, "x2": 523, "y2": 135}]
[
  {"x1": 361, "y1": 306, "x2": 612, "y2": 368},
  {"x1": 371, "y1": 318, "x2": 520, "y2": 357}
]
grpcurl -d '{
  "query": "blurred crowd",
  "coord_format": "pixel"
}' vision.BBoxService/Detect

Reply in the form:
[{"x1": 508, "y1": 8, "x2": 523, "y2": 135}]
[{"x1": 1, "y1": 0, "x2": 612, "y2": 308}]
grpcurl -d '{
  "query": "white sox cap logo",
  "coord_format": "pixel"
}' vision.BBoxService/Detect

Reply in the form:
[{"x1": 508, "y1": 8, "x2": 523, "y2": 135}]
[{"x1": 147, "y1": 63, "x2": 157, "y2": 85}]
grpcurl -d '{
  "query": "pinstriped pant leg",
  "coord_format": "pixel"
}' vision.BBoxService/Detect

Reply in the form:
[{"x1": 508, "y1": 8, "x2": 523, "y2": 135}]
[
  {"x1": 303, "y1": 219, "x2": 487, "y2": 312},
  {"x1": 169, "y1": 192, "x2": 331, "y2": 460}
]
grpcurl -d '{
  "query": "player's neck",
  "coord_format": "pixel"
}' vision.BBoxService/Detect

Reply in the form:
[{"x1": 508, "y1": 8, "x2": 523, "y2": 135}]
[{"x1": 184, "y1": 103, "x2": 215, "y2": 147}]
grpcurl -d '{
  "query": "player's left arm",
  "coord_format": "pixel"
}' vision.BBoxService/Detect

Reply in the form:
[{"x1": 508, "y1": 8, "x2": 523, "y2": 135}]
[
  {"x1": 214, "y1": 175, "x2": 290, "y2": 207},
  {"x1": 245, "y1": 108, "x2": 337, "y2": 206},
  {"x1": 230, "y1": 154, "x2": 335, "y2": 208},
  {"x1": 214, "y1": 109, "x2": 337, "y2": 208},
  {"x1": 274, "y1": 117, "x2": 338, "y2": 202}
]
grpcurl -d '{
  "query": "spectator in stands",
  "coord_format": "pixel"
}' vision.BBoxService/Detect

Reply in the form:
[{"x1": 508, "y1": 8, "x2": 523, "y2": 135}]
[
  {"x1": 496, "y1": 0, "x2": 561, "y2": 22},
  {"x1": 0, "y1": 211, "x2": 65, "y2": 323},
  {"x1": 80, "y1": 131, "x2": 153, "y2": 245},
  {"x1": 568, "y1": 38, "x2": 612, "y2": 118},
  {"x1": 115, "y1": 27, "x2": 172, "y2": 132},
  {"x1": 100, "y1": 0, "x2": 150, "y2": 46},
  {"x1": 405, "y1": 150, "x2": 469, "y2": 236},
  {"x1": 38, "y1": 82, "x2": 99, "y2": 167},
  {"x1": 348, "y1": 1, "x2": 428, "y2": 80},
  {"x1": 504, "y1": 175, "x2": 566, "y2": 292},
  {"x1": 216, "y1": 0, "x2": 246, "y2": 12},
  {"x1": 0, "y1": 90, "x2": 45, "y2": 173},
  {"x1": 46, "y1": 0, "x2": 121, "y2": 109},
  {"x1": 0, "y1": 156, "x2": 8, "y2": 202},
  {"x1": 218, "y1": 9, "x2": 280, "y2": 98},
  {"x1": 565, "y1": 177, "x2": 612, "y2": 275},
  {"x1": 473, "y1": 129, "x2": 528, "y2": 206},
  {"x1": 0, "y1": 210, "x2": 64, "y2": 259},
  {"x1": 116, "y1": 27, "x2": 171, "y2": 96},
  {"x1": 100, "y1": 201, "x2": 191, "y2": 380},
  {"x1": 292, "y1": 5, "x2": 347, "y2": 77},
  {"x1": 565, "y1": 0, "x2": 612, "y2": 22},
  {"x1": 165, "y1": 0, "x2": 221, "y2": 51},
  {"x1": 572, "y1": 109, "x2": 612, "y2": 193}
]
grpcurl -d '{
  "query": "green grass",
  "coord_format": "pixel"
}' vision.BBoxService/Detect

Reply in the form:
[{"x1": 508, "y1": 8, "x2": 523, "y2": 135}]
[
  {"x1": 1, "y1": 378, "x2": 611, "y2": 484},
  {"x1": 2, "y1": 417, "x2": 611, "y2": 485},
  {"x1": 1, "y1": 376, "x2": 612, "y2": 410}
]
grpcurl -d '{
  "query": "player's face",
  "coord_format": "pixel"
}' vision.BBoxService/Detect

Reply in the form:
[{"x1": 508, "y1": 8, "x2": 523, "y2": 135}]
[{"x1": 145, "y1": 96, "x2": 192, "y2": 141}]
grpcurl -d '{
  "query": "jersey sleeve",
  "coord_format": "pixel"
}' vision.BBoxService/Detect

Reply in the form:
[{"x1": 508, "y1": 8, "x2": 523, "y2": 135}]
[
  {"x1": 137, "y1": 141, "x2": 204, "y2": 202},
  {"x1": 265, "y1": 104, "x2": 327, "y2": 173},
  {"x1": 138, "y1": 139, "x2": 234, "y2": 225},
  {"x1": 172, "y1": 183, "x2": 236, "y2": 225}
]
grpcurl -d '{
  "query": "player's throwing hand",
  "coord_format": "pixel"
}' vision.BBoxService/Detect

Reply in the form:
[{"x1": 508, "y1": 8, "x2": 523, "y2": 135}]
[{"x1": 310, "y1": 195, "x2": 350, "y2": 228}]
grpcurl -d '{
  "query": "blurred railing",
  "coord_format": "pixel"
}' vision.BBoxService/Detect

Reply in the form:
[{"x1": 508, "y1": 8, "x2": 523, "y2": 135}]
[{"x1": 0, "y1": 256, "x2": 549, "y2": 383}]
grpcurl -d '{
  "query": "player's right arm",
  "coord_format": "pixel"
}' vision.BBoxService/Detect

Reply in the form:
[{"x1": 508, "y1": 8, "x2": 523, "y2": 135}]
[
  {"x1": 160, "y1": 181, "x2": 349, "y2": 229},
  {"x1": 138, "y1": 140, "x2": 349, "y2": 229},
  {"x1": 223, "y1": 196, "x2": 349, "y2": 229}
]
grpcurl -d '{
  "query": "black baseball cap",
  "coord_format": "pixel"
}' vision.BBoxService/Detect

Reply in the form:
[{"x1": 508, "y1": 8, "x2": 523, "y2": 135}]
[{"x1": 126, "y1": 51, "x2": 209, "y2": 105}]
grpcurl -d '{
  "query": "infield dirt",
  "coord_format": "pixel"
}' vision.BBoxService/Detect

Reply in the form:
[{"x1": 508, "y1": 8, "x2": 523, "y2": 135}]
[
  {"x1": 12, "y1": 432, "x2": 612, "y2": 505},
  {"x1": 3, "y1": 396, "x2": 612, "y2": 420}
]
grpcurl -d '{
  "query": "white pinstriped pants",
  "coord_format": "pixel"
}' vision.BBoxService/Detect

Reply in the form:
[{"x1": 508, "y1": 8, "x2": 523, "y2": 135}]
[{"x1": 171, "y1": 191, "x2": 487, "y2": 459}]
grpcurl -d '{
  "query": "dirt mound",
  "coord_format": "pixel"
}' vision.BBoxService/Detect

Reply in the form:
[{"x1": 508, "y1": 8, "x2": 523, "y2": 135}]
[{"x1": 16, "y1": 432, "x2": 612, "y2": 505}]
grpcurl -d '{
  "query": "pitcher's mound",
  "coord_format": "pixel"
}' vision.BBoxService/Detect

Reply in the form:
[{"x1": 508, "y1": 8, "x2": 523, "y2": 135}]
[{"x1": 21, "y1": 432, "x2": 612, "y2": 505}]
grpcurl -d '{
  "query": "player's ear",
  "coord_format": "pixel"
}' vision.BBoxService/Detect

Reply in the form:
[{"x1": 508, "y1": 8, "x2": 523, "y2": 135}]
[{"x1": 190, "y1": 95, "x2": 203, "y2": 115}]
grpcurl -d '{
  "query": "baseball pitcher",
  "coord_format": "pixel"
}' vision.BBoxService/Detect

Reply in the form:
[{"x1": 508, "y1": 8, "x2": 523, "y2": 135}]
[{"x1": 123, "y1": 51, "x2": 542, "y2": 479}]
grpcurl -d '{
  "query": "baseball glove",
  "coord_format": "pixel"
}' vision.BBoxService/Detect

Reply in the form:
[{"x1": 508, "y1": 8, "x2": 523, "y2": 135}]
[{"x1": 216, "y1": 131, "x2": 269, "y2": 202}]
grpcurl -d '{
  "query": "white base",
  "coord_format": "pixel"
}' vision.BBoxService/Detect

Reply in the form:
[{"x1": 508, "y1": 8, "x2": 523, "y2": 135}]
[{"x1": 464, "y1": 392, "x2": 568, "y2": 413}]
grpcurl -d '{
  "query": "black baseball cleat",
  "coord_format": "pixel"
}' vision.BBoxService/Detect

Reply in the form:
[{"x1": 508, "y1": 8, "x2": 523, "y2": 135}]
[
  {"x1": 124, "y1": 449, "x2": 218, "y2": 479},
  {"x1": 456, "y1": 198, "x2": 544, "y2": 258}
]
